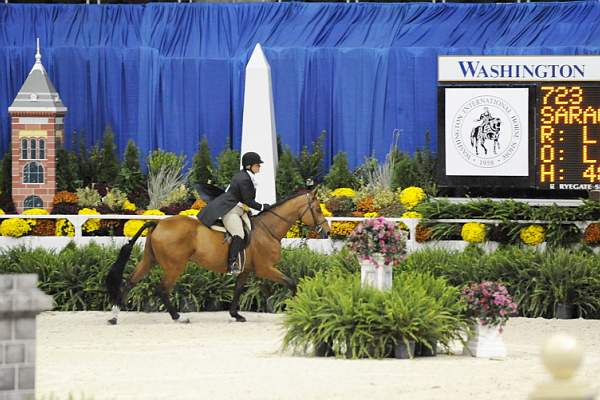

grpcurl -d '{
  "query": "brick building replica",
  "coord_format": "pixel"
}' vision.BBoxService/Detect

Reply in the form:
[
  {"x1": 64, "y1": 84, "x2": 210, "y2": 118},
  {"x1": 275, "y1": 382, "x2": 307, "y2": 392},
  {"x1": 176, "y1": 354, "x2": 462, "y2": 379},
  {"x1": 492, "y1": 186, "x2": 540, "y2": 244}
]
[{"x1": 8, "y1": 40, "x2": 66, "y2": 213}]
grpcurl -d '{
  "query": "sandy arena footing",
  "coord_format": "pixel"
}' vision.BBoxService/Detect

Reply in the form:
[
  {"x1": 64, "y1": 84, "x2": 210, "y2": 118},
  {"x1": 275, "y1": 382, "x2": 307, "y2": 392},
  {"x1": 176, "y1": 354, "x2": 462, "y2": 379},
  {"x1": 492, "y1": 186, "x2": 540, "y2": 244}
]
[{"x1": 36, "y1": 312, "x2": 600, "y2": 400}]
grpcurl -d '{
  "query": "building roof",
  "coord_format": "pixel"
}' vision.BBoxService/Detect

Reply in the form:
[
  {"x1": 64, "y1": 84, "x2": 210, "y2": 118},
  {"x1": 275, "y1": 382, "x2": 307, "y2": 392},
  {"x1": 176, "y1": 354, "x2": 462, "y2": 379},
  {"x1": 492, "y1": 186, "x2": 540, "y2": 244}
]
[{"x1": 8, "y1": 40, "x2": 67, "y2": 114}]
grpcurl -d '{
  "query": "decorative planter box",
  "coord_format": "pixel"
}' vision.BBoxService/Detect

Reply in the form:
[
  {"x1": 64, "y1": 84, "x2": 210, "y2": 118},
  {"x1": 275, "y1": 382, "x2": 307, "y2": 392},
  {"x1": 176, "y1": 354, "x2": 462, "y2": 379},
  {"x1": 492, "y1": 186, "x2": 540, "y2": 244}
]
[
  {"x1": 464, "y1": 323, "x2": 507, "y2": 359},
  {"x1": 360, "y1": 254, "x2": 392, "y2": 291}
]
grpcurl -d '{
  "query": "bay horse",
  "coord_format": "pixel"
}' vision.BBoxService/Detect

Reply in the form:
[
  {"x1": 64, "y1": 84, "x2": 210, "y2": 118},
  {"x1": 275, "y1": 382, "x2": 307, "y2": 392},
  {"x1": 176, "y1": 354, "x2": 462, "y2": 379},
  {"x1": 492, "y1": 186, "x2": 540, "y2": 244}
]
[{"x1": 105, "y1": 189, "x2": 329, "y2": 324}]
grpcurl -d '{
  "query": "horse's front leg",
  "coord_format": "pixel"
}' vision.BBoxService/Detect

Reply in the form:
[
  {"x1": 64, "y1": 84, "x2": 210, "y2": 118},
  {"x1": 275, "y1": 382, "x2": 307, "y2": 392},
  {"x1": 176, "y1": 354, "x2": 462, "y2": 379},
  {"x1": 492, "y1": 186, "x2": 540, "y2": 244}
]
[
  {"x1": 481, "y1": 140, "x2": 488, "y2": 155},
  {"x1": 229, "y1": 271, "x2": 250, "y2": 322}
]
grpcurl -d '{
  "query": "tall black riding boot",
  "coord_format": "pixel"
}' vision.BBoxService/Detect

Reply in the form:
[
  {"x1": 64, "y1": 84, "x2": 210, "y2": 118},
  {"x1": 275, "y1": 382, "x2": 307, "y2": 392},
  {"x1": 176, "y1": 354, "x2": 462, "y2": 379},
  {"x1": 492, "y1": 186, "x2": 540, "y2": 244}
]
[{"x1": 227, "y1": 235, "x2": 245, "y2": 275}]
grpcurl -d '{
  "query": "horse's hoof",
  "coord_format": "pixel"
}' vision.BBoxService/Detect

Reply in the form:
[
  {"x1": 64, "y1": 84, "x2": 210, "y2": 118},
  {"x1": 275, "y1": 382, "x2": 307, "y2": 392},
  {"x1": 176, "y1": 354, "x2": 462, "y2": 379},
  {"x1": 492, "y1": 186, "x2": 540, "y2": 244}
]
[
  {"x1": 176, "y1": 316, "x2": 190, "y2": 324},
  {"x1": 231, "y1": 314, "x2": 246, "y2": 322},
  {"x1": 107, "y1": 318, "x2": 117, "y2": 325}
]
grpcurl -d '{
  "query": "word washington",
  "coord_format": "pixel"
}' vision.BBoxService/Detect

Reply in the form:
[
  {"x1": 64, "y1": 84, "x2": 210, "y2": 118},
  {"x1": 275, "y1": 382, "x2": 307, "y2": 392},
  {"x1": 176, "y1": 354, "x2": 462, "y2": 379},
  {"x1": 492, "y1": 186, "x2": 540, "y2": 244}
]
[{"x1": 458, "y1": 61, "x2": 585, "y2": 79}]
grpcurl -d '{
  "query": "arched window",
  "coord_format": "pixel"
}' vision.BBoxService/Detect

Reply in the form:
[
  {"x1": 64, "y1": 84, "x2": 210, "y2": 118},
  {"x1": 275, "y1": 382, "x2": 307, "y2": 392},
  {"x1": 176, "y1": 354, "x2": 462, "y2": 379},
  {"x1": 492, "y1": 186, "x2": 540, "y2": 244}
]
[
  {"x1": 30, "y1": 139, "x2": 37, "y2": 160},
  {"x1": 38, "y1": 139, "x2": 46, "y2": 159},
  {"x1": 23, "y1": 162, "x2": 44, "y2": 184},
  {"x1": 21, "y1": 139, "x2": 28, "y2": 159},
  {"x1": 23, "y1": 195, "x2": 43, "y2": 210}
]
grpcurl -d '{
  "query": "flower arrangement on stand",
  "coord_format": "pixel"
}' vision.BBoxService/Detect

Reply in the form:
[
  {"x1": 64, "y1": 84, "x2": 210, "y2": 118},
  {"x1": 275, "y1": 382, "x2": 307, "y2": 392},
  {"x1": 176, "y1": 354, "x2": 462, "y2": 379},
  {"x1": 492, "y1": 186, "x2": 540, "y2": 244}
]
[
  {"x1": 347, "y1": 217, "x2": 407, "y2": 291},
  {"x1": 461, "y1": 281, "x2": 518, "y2": 358}
]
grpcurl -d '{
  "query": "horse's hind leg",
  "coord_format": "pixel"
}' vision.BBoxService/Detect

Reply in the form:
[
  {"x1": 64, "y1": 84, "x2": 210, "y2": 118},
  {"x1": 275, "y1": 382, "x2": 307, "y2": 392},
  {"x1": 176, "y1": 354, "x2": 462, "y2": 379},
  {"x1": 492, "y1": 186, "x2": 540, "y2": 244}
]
[
  {"x1": 229, "y1": 272, "x2": 250, "y2": 322},
  {"x1": 156, "y1": 262, "x2": 189, "y2": 323},
  {"x1": 108, "y1": 242, "x2": 155, "y2": 325}
]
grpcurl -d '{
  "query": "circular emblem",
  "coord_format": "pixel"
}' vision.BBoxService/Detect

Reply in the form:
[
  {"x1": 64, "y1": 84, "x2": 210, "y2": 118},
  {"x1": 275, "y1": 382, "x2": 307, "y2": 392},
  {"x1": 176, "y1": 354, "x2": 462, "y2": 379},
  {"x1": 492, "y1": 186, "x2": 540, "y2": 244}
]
[{"x1": 451, "y1": 95, "x2": 523, "y2": 168}]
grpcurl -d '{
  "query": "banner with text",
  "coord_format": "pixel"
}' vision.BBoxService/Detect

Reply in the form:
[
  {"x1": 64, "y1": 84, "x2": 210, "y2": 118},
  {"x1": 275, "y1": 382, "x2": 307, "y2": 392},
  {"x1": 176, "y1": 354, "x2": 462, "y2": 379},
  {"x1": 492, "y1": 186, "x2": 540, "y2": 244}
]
[{"x1": 439, "y1": 56, "x2": 600, "y2": 82}]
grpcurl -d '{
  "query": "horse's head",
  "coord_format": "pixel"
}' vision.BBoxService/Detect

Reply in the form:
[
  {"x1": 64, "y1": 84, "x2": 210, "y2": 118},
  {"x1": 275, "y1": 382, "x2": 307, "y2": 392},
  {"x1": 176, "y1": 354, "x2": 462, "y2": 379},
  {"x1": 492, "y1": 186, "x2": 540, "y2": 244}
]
[
  {"x1": 490, "y1": 118, "x2": 501, "y2": 131},
  {"x1": 297, "y1": 188, "x2": 330, "y2": 239}
]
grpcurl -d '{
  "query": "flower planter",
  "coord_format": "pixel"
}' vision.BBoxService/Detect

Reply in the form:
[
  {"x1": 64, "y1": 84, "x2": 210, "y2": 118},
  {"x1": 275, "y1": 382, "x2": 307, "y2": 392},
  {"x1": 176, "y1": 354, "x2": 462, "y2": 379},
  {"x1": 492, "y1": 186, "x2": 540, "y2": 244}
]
[
  {"x1": 394, "y1": 339, "x2": 416, "y2": 359},
  {"x1": 555, "y1": 303, "x2": 576, "y2": 319},
  {"x1": 464, "y1": 323, "x2": 507, "y2": 359},
  {"x1": 360, "y1": 254, "x2": 392, "y2": 291},
  {"x1": 416, "y1": 341, "x2": 437, "y2": 357},
  {"x1": 314, "y1": 341, "x2": 334, "y2": 357}
]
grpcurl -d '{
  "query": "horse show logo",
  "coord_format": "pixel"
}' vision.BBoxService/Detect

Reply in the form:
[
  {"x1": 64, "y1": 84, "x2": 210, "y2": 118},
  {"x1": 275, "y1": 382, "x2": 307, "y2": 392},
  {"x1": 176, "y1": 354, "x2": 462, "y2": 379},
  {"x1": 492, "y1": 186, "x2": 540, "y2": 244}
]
[{"x1": 450, "y1": 95, "x2": 523, "y2": 169}]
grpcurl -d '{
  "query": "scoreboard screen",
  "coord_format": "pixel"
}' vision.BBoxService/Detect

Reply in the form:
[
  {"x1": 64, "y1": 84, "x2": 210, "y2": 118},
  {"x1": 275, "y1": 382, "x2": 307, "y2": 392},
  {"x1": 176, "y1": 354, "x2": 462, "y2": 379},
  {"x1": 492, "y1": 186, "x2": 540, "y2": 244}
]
[{"x1": 538, "y1": 85, "x2": 600, "y2": 190}]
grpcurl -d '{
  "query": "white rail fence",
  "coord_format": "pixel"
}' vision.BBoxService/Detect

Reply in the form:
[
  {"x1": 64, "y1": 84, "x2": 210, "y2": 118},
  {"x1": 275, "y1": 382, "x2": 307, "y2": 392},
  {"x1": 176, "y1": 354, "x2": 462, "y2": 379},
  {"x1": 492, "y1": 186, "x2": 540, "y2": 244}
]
[{"x1": 0, "y1": 214, "x2": 592, "y2": 253}]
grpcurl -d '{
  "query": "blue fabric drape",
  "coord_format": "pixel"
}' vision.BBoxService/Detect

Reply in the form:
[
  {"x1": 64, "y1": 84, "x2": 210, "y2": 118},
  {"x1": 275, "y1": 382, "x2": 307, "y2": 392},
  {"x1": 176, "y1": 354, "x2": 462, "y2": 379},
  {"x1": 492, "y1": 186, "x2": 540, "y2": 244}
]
[{"x1": 2, "y1": 1, "x2": 600, "y2": 169}]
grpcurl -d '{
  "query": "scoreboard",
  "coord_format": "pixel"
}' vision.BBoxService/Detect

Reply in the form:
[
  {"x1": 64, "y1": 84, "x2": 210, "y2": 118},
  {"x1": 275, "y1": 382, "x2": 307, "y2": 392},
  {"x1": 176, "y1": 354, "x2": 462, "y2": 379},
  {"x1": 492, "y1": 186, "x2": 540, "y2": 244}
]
[
  {"x1": 538, "y1": 85, "x2": 600, "y2": 189},
  {"x1": 438, "y1": 56, "x2": 600, "y2": 190}
]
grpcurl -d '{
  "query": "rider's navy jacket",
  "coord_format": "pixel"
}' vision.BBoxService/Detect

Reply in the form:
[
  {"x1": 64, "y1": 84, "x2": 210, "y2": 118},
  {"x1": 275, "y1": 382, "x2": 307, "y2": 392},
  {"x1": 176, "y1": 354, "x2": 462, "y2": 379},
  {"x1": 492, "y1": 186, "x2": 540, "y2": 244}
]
[{"x1": 198, "y1": 169, "x2": 263, "y2": 227}]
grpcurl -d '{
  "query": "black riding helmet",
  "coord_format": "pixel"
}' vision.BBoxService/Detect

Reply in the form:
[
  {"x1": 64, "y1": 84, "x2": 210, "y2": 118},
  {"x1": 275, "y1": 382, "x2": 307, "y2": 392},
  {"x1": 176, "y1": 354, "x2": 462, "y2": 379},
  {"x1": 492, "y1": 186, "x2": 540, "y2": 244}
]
[{"x1": 242, "y1": 152, "x2": 264, "y2": 168}]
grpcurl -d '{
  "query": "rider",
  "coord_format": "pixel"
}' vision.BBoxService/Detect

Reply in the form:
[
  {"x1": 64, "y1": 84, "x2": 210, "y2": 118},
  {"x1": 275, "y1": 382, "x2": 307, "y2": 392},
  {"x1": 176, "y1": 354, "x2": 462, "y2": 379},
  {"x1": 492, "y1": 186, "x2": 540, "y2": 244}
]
[
  {"x1": 198, "y1": 151, "x2": 271, "y2": 275},
  {"x1": 475, "y1": 107, "x2": 492, "y2": 127}
]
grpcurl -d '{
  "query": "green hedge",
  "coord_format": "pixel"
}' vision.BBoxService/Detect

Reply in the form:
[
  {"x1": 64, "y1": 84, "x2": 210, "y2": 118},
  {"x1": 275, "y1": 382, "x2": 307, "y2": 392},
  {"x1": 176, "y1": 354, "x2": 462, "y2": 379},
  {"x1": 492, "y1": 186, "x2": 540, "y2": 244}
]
[
  {"x1": 402, "y1": 246, "x2": 600, "y2": 318},
  {"x1": 2, "y1": 243, "x2": 599, "y2": 320},
  {"x1": 0, "y1": 242, "x2": 358, "y2": 313}
]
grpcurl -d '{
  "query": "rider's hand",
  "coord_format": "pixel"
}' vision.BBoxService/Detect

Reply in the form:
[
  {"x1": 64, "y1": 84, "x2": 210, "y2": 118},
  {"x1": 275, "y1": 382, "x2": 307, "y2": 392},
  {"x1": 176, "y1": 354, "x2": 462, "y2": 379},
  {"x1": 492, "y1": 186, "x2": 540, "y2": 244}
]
[{"x1": 262, "y1": 203, "x2": 272, "y2": 211}]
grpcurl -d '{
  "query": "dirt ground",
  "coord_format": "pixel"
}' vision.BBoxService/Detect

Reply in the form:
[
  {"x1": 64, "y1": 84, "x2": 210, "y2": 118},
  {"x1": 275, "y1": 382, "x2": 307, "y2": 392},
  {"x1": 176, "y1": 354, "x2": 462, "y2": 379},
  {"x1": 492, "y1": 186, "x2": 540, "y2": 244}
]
[{"x1": 35, "y1": 312, "x2": 600, "y2": 400}]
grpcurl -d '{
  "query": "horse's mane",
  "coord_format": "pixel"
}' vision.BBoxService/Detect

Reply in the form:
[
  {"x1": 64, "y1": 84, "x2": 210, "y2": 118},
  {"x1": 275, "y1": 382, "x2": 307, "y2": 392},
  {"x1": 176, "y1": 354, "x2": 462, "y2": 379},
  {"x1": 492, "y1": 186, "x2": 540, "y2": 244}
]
[{"x1": 252, "y1": 189, "x2": 312, "y2": 219}]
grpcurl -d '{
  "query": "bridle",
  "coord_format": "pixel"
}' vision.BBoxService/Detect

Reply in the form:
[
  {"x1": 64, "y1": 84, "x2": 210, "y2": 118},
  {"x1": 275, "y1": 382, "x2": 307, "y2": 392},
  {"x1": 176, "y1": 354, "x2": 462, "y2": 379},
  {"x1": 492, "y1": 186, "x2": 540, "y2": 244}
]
[
  {"x1": 298, "y1": 193, "x2": 329, "y2": 236},
  {"x1": 256, "y1": 193, "x2": 329, "y2": 240}
]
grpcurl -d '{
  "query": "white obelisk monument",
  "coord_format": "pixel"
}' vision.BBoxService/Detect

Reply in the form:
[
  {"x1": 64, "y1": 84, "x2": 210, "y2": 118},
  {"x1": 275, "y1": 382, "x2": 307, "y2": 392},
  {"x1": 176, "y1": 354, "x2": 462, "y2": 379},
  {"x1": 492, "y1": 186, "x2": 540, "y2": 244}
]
[{"x1": 240, "y1": 43, "x2": 278, "y2": 205}]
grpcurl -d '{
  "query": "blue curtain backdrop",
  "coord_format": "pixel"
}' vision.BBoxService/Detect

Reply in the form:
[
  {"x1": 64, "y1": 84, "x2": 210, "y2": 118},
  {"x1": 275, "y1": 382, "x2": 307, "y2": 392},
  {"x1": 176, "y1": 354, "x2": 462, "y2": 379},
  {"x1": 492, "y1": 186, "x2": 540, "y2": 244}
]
[{"x1": 2, "y1": 1, "x2": 600, "y2": 169}]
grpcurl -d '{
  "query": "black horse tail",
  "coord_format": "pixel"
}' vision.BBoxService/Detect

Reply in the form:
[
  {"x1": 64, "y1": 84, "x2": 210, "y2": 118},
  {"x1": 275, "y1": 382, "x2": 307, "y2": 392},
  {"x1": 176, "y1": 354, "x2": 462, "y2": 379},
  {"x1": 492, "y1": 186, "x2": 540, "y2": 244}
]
[{"x1": 105, "y1": 221, "x2": 158, "y2": 305}]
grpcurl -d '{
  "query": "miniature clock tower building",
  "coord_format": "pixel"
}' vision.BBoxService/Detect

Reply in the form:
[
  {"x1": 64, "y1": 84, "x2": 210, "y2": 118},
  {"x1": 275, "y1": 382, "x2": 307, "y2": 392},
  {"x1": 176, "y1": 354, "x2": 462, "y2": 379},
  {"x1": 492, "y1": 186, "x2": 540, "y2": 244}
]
[{"x1": 8, "y1": 40, "x2": 67, "y2": 212}]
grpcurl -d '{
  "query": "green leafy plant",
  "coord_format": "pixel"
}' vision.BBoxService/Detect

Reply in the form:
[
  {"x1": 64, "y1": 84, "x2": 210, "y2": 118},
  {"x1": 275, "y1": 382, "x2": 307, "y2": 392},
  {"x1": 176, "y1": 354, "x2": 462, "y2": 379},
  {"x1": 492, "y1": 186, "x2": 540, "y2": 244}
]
[
  {"x1": 189, "y1": 135, "x2": 215, "y2": 186},
  {"x1": 96, "y1": 125, "x2": 121, "y2": 184},
  {"x1": 76, "y1": 187, "x2": 102, "y2": 208},
  {"x1": 147, "y1": 165, "x2": 189, "y2": 210},
  {"x1": 324, "y1": 152, "x2": 357, "y2": 190},
  {"x1": 296, "y1": 130, "x2": 325, "y2": 183},
  {"x1": 147, "y1": 150, "x2": 186, "y2": 177},
  {"x1": 214, "y1": 140, "x2": 240, "y2": 189},
  {"x1": 115, "y1": 139, "x2": 145, "y2": 196},
  {"x1": 276, "y1": 146, "x2": 304, "y2": 199}
]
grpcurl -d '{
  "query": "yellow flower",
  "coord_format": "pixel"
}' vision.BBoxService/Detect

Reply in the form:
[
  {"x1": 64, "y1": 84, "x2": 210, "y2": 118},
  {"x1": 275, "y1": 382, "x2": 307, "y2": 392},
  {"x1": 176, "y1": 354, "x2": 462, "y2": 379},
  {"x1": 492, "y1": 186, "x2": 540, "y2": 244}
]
[
  {"x1": 123, "y1": 200, "x2": 137, "y2": 212},
  {"x1": 363, "y1": 212, "x2": 379, "y2": 218},
  {"x1": 0, "y1": 218, "x2": 31, "y2": 237},
  {"x1": 142, "y1": 209, "x2": 165, "y2": 216},
  {"x1": 320, "y1": 203, "x2": 332, "y2": 217},
  {"x1": 399, "y1": 211, "x2": 423, "y2": 230},
  {"x1": 55, "y1": 219, "x2": 75, "y2": 237},
  {"x1": 402, "y1": 211, "x2": 423, "y2": 219},
  {"x1": 330, "y1": 188, "x2": 356, "y2": 198},
  {"x1": 286, "y1": 221, "x2": 302, "y2": 238},
  {"x1": 124, "y1": 219, "x2": 150, "y2": 237},
  {"x1": 398, "y1": 186, "x2": 426, "y2": 210},
  {"x1": 461, "y1": 222, "x2": 486, "y2": 243},
  {"x1": 330, "y1": 221, "x2": 358, "y2": 238},
  {"x1": 21, "y1": 208, "x2": 48, "y2": 227},
  {"x1": 520, "y1": 224, "x2": 545, "y2": 246},
  {"x1": 179, "y1": 209, "x2": 200, "y2": 216},
  {"x1": 79, "y1": 208, "x2": 101, "y2": 233}
]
